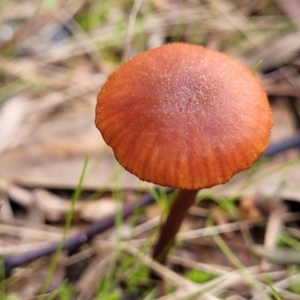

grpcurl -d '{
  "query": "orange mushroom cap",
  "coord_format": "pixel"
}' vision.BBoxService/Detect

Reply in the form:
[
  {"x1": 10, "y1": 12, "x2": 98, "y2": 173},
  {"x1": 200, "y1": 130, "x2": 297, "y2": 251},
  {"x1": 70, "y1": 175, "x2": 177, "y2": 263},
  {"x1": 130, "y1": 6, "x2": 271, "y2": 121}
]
[{"x1": 95, "y1": 43, "x2": 273, "y2": 190}]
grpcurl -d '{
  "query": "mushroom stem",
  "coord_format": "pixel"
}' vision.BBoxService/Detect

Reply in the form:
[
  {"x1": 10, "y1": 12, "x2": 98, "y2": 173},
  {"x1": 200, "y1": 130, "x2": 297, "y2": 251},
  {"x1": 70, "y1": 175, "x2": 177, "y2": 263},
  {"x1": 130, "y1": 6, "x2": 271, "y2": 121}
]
[{"x1": 152, "y1": 189, "x2": 199, "y2": 265}]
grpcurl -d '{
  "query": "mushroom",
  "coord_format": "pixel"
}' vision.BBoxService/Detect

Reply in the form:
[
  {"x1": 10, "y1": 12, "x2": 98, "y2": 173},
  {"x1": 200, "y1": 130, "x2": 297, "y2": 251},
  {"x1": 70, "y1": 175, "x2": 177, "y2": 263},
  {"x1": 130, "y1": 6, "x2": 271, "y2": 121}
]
[{"x1": 95, "y1": 43, "x2": 273, "y2": 266}]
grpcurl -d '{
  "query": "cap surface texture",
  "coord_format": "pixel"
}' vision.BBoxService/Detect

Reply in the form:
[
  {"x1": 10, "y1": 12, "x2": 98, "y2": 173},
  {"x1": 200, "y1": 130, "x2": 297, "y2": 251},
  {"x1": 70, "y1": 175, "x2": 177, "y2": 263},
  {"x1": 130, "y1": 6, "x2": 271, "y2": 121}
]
[{"x1": 96, "y1": 43, "x2": 273, "y2": 189}]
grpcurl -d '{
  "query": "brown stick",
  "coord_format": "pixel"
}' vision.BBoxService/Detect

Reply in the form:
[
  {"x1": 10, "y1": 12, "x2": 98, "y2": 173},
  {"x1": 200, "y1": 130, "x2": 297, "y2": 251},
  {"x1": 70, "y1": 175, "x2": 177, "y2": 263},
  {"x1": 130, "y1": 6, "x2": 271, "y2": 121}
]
[
  {"x1": 3, "y1": 188, "x2": 175, "y2": 278},
  {"x1": 152, "y1": 189, "x2": 199, "y2": 265}
]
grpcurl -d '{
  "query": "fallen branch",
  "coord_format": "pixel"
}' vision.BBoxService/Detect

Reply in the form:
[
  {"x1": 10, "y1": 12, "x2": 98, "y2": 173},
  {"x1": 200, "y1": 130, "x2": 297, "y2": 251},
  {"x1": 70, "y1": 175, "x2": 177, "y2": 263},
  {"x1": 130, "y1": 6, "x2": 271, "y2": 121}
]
[
  {"x1": 2, "y1": 133, "x2": 300, "y2": 278},
  {"x1": 2, "y1": 188, "x2": 174, "y2": 277}
]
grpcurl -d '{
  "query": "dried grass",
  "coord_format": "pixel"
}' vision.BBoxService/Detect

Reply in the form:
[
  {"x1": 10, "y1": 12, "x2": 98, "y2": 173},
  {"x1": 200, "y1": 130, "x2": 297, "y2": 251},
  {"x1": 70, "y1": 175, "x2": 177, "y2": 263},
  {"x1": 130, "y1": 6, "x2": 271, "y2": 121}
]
[{"x1": 1, "y1": 0, "x2": 300, "y2": 299}]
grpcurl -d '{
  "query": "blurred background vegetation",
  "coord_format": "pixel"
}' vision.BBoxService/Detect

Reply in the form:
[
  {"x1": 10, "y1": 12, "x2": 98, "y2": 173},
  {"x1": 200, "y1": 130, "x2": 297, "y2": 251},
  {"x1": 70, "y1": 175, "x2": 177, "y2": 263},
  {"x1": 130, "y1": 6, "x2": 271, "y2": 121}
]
[{"x1": 1, "y1": 0, "x2": 300, "y2": 299}]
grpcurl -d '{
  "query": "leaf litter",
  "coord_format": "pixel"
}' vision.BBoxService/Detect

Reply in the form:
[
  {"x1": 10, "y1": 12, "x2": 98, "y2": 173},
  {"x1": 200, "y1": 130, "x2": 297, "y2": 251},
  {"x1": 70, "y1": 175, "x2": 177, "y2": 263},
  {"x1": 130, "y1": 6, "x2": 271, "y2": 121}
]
[{"x1": 1, "y1": 0, "x2": 300, "y2": 299}]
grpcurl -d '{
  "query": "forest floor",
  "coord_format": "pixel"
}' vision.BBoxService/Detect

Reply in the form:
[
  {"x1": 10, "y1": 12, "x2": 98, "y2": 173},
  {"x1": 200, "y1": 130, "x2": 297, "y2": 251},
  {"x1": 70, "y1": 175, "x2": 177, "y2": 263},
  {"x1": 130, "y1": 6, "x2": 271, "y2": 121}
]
[{"x1": 1, "y1": 0, "x2": 300, "y2": 299}]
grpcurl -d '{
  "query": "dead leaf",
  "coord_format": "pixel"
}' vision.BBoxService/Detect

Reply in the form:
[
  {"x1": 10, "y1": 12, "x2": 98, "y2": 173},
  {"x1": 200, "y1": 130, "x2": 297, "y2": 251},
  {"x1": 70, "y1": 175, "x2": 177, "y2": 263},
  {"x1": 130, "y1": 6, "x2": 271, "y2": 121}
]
[{"x1": 0, "y1": 104, "x2": 145, "y2": 190}]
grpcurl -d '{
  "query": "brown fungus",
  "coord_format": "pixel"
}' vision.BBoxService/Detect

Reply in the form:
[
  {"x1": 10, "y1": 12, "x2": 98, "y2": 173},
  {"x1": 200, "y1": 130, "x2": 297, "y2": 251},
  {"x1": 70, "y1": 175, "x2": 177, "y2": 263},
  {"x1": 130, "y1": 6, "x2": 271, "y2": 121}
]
[{"x1": 95, "y1": 43, "x2": 273, "y2": 267}]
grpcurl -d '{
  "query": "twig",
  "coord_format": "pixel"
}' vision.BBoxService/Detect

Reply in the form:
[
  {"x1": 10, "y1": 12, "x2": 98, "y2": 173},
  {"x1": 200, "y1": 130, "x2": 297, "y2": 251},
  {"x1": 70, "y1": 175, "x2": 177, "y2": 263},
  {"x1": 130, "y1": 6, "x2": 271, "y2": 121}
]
[
  {"x1": 2, "y1": 189, "x2": 174, "y2": 278},
  {"x1": 1, "y1": 135, "x2": 300, "y2": 278},
  {"x1": 262, "y1": 132, "x2": 300, "y2": 157}
]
